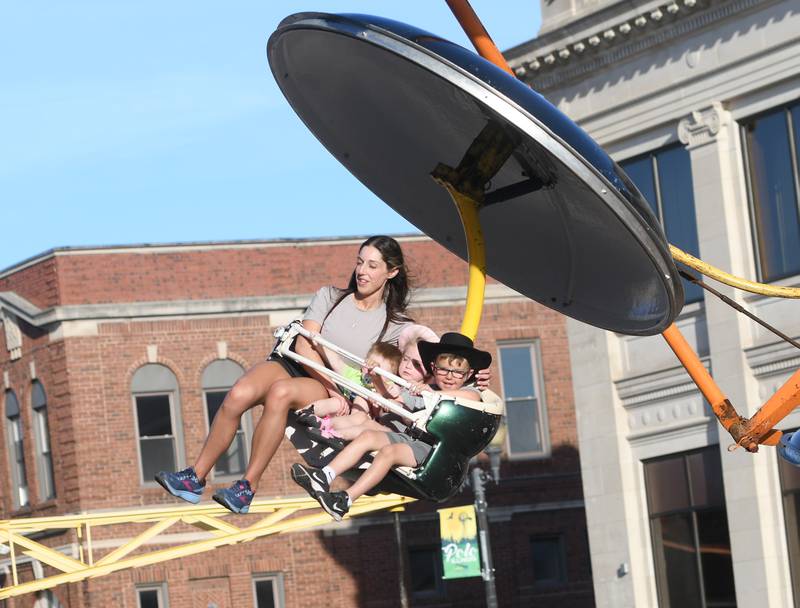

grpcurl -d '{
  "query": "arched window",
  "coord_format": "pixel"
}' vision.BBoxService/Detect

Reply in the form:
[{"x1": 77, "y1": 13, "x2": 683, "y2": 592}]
[
  {"x1": 31, "y1": 381, "x2": 56, "y2": 500},
  {"x1": 4, "y1": 389, "x2": 29, "y2": 508},
  {"x1": 131, "y1": 365, "x2": 184, "y2": 484},
  {"x1": 202, "y1": 360, "x2": 247, "y2": 478}
]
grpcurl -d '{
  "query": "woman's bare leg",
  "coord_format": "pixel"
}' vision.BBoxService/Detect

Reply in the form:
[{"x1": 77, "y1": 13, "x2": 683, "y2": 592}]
[
  {"x1": 244, "y1": 378, "x2": 328, "y2": 491},
  {"x1": 194, "y1": 361, "x2": 289, "y2": 480}
]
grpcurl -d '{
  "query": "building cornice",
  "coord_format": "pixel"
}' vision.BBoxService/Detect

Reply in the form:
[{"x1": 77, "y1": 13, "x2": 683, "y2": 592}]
[
  {"x1": 0, "y1": 233, "x2": 428, "y2": 279},
  {"x1": 0, "y1": 283, "x2": 526, "y2": 332},
  {"x1": 507, "y1": 0, "x2": 771, "y2": 92}
]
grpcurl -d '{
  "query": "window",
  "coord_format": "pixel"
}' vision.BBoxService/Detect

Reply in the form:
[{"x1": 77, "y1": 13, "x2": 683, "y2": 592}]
[
  {"x1": 621, "y1": 144, "x2": 702, "y2": 303},
  {"x1": 408, "y1": 546, "x2": 445, "y2": 599},
  {"x1": 531, "y1": 535, "x2": 567, "y2": 586},
  {"x1": 202, "y1": 360, "x2": 247, "y2": 478},
  {"x1": 4, "y1": 390, "x2": 29, "y2": 508},
  {"x1": 31, "y1": 381, "x2": 55, "y2": 501},
  {"x1": 742, "y1": 100, "x2": 800, "y2": 282},
  {"x1": 778, "y1": 435, "x2": 800, "y2": 607},
  {"x1": 644, "y1": 447, "x2": 735, "y2": 608},
  {"x1": 131, "y1": 365, "x2": 183, "y2": 484},
  {"x1": 137, "y1": 584, "x2": 168, "y2": 608},
  {"x1": 498, "y1": 341, "x2": 549, "y2": 458},
  {"x1": 253, "y1": 574, "x2": 284, "y2": 608}
]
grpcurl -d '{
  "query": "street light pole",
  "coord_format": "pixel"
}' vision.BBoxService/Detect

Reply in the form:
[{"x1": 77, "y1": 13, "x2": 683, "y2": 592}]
[{"x1": 471, "y1": 465, "x2": 498, "y2": 608}]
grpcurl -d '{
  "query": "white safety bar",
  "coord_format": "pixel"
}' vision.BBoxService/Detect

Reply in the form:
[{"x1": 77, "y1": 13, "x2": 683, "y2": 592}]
[{"x1": 273, "y1": 322, "x2": 438, "y2": 426}]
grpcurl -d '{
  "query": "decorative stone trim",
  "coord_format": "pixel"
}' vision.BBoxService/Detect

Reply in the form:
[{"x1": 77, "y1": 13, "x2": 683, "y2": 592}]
[
  {"x1": 678, "y1": 102, "x2": 728, "y2": 149},
  {"x1": 509, "y1": 0, "x2": 768, "y2": 91},
  {"x1": 0, "y1": 307, "x2": 22, "y2": 360}
]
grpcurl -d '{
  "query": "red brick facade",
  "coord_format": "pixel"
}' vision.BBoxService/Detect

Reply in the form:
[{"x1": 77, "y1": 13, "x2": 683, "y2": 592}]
[{"x1": 0, "y1": 236, "x2": 593, "y2": 607}]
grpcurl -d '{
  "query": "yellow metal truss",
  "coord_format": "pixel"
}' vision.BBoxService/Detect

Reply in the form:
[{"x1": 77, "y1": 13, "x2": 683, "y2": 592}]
[{"x1": 0, "y1": 493, "x2": 415, "y2": 600}]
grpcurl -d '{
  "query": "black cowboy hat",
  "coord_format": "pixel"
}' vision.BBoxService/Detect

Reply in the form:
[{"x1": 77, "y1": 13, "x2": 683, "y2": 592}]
[{"x1": 417, "y1": 332, "x2": 492, "y2": 376}]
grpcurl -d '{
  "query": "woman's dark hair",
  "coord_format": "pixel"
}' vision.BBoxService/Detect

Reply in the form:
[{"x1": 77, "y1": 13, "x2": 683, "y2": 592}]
[{"x1": 324, "y1": 235, "x2": 414, "y2": 339}]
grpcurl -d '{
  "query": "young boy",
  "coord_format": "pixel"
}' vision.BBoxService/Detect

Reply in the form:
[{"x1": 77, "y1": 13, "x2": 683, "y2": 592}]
[
  {"x1": 291, "y1": 332, "x2": 492, "y2": 520},
  {"x1": 296, "y1": 341, "x2": 403, "y2": 440}
]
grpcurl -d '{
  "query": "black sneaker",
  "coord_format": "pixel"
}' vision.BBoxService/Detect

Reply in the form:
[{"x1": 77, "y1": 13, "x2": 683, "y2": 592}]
[
  {"x1": 317, "y1": 490, "x2": 350, "y2": 521},
  {"x1": 291, "y1": 463, "x2": 330, "y2": 497}
]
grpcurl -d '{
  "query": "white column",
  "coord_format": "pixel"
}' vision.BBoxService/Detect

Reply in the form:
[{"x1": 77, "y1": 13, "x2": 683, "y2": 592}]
[{"x1": 679, "y1": 102, "x2": 792, "y2": 607}]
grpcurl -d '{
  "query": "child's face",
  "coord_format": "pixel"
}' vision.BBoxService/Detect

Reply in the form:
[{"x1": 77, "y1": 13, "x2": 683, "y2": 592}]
[
  {"x1": 432, "y1": 355, "x2": 471, "y2": 390},
  {"x1": 399, "y1": 344, "x2": 428, "y2": 383}
]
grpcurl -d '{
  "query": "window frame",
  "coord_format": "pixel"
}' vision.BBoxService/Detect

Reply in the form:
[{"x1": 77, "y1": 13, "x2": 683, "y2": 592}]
[
  {"x1": 619, "y1": 142, "x2": 703, "y2": 304},
  {"x1": 136, "y1": 583, "x2": 168, "y2": 608},
  {"x1": 201, "y1": 359, "x2": 249, "y2": 481},
  {"x1": 31, "y1": 381, "x2": 55, "y2": 501},
  {"x1": 530, "y1": 534, "x2": 568, "y2": 588},
  {"x1": 741, "y1": 99, "x2": 800, "y2": 283},
  {"x1": 132, "y1": 390, "x2": 181, "y2": 486},
  {"x1": 252, "y1": 572, "x2": 285, "y2": 608},
  {"x1": 643, "y1": 446, "x2": 736, "y2": 608},
  {"x1": 407, "y1": 544, "x2": 446, "y2": 600},
  {"x1": 4, "y1": 390, "x2": 29, "y2": 509},
  {"x1": 497, "y1": 339, "x2": 550, "y2": 460}
]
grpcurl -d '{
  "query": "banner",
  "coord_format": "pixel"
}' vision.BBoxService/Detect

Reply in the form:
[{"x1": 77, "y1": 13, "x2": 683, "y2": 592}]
[{"x1": 438, "y1": 504, "x2": 481, "y2": 579}]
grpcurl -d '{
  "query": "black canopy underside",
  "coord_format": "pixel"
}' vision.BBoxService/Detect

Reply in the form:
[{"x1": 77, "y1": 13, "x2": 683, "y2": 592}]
[{"x1": 268, "y1": 13, "x2": 684, "y2": 335}]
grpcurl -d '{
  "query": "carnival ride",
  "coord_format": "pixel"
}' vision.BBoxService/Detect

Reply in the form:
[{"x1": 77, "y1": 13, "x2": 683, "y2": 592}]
[{"x1": 3, "y1": 0, "x2": 800, "y2": 599}]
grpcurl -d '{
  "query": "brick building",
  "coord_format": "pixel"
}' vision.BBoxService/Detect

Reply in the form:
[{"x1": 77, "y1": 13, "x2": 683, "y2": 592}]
[{"x1": 0, "y1": 235, "x2": 592, "y2": 607}]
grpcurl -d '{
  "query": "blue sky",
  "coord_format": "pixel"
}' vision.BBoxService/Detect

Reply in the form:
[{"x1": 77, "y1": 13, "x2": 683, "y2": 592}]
[{"x1": 1, "y1": 2, "x2": 541, "y2": 271}]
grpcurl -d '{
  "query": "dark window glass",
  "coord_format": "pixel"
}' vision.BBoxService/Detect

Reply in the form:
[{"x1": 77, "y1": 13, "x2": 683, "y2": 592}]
[
  {"x1": 621, "y1": 146, "x2": 702, "y2": 303},
  {"x1": 531, "y1": 536, "x2": 567, "y2": 585},
  {"x1": 408, "y1": 546, "x2": 444, "y2": 598},
  {"x1": 645, "y1": 447, "x2": 736, "y2": 608},
  {"x1": 136, "y1": 395, "x2": 172, "y2": 436},
  {"x1": 645, "y1": 457, "x2": 689, "y2": 514},
  {"x1": 206, "y1": 390, "x2": 246, "y2": 476},
  {"x1": 744, "y1": 102, "x2": 800, "y2": 281},
  {"x1": 135, "y1": 394, "x2": 175, "y2": 481},
  {"x1": 254, "y1": 579, "x2": 276, "y2": 608},
  {"x1": 137, "y1": 589, "x2": 160, "y2": 608},
  {"x1": 778, "y1": 433, "x2": 800, "y2": 607}
]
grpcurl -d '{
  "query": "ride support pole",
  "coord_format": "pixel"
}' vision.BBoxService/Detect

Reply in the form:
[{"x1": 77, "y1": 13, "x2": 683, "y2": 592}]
[
  {"x1": 660, "y1": 324, "x2": 758, "y2": 451},
  {"x1": 445, "y1": 0, "x2": 515, "y2": 76}
]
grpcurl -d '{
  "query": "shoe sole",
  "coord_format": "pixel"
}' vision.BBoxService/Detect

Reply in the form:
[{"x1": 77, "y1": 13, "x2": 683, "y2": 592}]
[
  {"x1": 291, "y1": 464, "x2": 329, "y2": 497},
  {"x1": 212, "y1": 492, "x2": 250, "y2": 514},
  {"x1": 154, "y1": 472, "x2": 202, "y2": 504}
]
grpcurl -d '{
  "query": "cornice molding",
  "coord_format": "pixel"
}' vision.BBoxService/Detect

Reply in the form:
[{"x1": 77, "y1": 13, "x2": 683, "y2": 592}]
[
  {"x1": 0, "y1": 283, "x2": 526, "y2": 330},
  {"x1": 509, "y1": 0, "x2": 770, "y2": 92}
]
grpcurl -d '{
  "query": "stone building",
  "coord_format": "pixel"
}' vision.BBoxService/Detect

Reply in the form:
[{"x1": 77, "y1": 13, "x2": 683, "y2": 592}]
[
  {"x1": 507, "y1": 0, "x2": 800, "y2": 606},
  {"x1": 0, "y1": 236, "x2": 593, "y2": 607}
]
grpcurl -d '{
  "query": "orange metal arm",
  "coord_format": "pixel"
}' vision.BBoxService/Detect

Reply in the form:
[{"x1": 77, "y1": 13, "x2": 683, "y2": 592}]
[{"x1": 445, "y1": 0, "x2": 516, "y2": 76}]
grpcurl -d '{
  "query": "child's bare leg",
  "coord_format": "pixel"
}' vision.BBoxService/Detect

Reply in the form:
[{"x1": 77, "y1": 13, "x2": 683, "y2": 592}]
[
  {"x1": 244, "y1": 378, "x2": 327, "y2": 491},
  {"x1": 335, "y1": 419, "x2": 392, "y2": 441},
  {"x1": 346, "y1": 443, "x2": 416, "y2": 501},
  {"x1": 311, "y1": 397, "x2": 343, "y2": 417},
  {"x1": 327, "y1": 430, "x2": 391, "y2": 475},
  {"x1": 330, "y1": 410, "x2": 369, "y2": 431}
]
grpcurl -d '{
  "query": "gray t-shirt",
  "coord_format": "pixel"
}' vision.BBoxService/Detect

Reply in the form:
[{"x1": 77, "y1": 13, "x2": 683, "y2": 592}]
[{"x1": 303, "y1": 286, "x2": 409, "y2": 362}]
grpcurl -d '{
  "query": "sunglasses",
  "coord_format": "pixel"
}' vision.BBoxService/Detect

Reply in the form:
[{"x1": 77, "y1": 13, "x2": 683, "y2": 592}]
[{"x1": 432, "y1": 364, "x2": 470, "y2": 379}]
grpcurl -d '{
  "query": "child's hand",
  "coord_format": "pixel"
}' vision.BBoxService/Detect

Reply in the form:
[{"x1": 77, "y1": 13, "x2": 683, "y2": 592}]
[
  {"x1": 407, "y1": 381, "x2": 427, "y2": 396},
  {"x1": 474, "y1": 367, "x2": 491, "y2": 390},
  {"x1": 326, "y1": 389, "x2": 350, "y2": 416}
]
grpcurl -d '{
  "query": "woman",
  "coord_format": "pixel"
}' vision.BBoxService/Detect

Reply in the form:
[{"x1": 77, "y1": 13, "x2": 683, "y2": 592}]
[{"x1": 155, "y1": 235, "x2": 414, "y2": 511}]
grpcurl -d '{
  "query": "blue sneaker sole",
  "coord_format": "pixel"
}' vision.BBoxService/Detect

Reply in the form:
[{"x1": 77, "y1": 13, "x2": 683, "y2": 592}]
[
  {"x1": 154, "y1": 473, "x2": 202, "y2": 504},
  {"x1": 212, "y1": 492, "x2": 250, "y2": 514}
]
